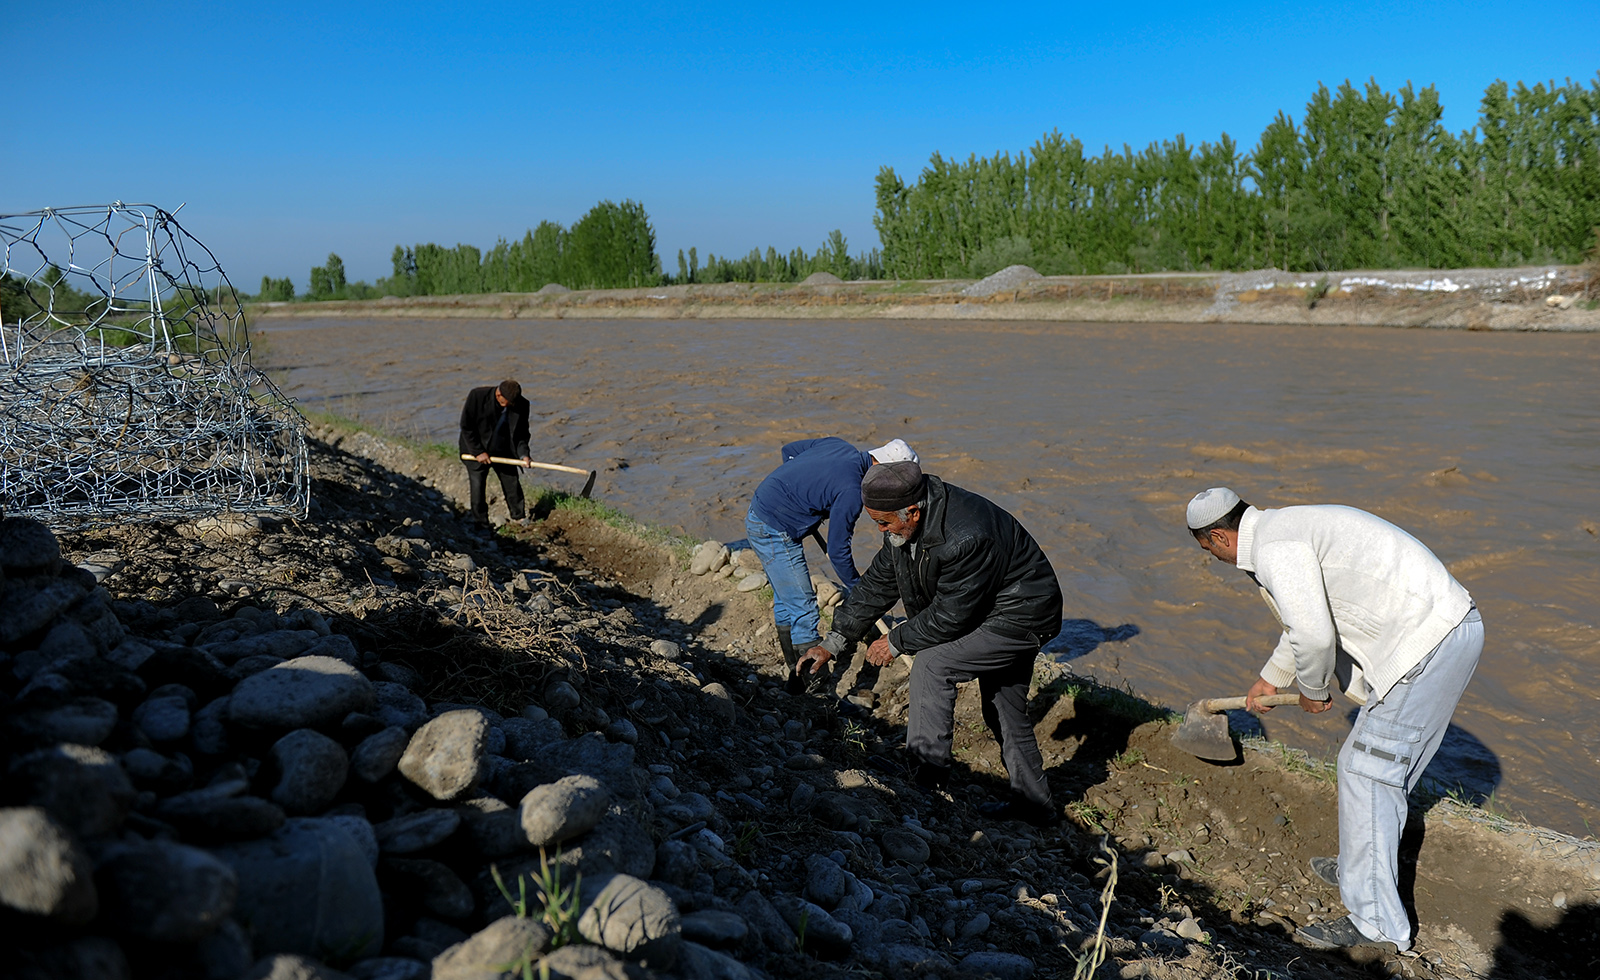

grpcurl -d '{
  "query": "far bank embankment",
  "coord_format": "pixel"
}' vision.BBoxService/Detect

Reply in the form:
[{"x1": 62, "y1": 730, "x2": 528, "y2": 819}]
[{"x1": 250, "y1": 265, "x2": 1600, "y2": 331}]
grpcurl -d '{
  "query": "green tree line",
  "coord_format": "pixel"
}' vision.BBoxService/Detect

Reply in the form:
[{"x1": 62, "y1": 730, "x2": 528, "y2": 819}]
[
  {"x1": 667, "y1": 229, "x2": 883, "y2": 284},
  {"x1": 875, "y1": 75, "x2": 1600, "y2": 277}
]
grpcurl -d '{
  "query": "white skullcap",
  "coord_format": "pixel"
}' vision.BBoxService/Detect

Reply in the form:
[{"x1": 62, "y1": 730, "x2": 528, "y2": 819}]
[
  {"x1": 1186, "y1": 487, "x2": 1242, "y2": 529},
  {"x1": 868, "y1": 438, "x2": 919, "y2": 465}
]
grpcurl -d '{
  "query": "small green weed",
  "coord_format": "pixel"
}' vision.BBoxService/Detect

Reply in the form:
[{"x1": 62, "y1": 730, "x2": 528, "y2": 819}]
[{"x1": 491, "y1": 850, "x2": 583, "y2": 949}]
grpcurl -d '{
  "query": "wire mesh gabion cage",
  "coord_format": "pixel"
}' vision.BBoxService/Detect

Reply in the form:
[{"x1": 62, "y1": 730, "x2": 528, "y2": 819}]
[{"x1": 0, "y1": 203, "x2": 308, "y2": 528}]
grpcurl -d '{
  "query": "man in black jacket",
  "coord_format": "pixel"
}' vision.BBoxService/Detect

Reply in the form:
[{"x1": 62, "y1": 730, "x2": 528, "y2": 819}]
[
  {"x1": 459, "y1": 380, "x2": 532, "y2": 526},
  {"x1": 797, "y1": 461, "x2": 1063, "y2": 824}
]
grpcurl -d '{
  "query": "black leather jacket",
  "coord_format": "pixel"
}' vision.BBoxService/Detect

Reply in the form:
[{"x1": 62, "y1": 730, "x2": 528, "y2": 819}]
[
  {"x1": 831, "y1": 475, "x2": 1063, "y2": 655},
  {"x1": 458, "y1": 386, "x2": 531, "y2": 461}
]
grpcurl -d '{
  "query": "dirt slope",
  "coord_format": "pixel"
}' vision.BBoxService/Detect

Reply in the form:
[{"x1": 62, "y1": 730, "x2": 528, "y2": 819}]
[{"x1": 56, "y1": 420, "x2": 1600, "y2": 979}]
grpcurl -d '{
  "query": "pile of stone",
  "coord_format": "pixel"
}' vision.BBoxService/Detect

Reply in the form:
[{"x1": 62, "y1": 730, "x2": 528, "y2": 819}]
[
  {"x1": 0, "y1": 514, "x2": 730, "y2": 979},
  {"x1": 1, "y1": 427, "x2": 1247, "y2": 980},
  {"x1": 687, "y1": 542, "x2": 768, "y2": 594},
  {"x1": 961, "y1": 265, "x2": 1042, "y2": 298}
]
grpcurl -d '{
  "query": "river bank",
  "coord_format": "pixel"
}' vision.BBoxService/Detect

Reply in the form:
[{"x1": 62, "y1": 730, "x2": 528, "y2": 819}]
[
  {"x1": 8, "y1": 416, "x2": 1595, "y2": 979},
  {"x1": 248, "y1": 265, "x2": 1600, "y2": 331},
  {"x1": 253, "y1": 314, "x2": 1600, "y2": 839}
]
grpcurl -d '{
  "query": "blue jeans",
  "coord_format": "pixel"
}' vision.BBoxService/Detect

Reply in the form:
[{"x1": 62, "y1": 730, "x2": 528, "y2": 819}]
[{"x1": 744, "y1": 509, "x2": 821, "y2": 647}]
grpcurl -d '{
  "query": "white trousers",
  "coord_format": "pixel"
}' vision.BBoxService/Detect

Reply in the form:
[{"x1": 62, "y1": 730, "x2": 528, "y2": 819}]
[{"x1": 1337, "y1": 608, "x2": 1483, "y2": 949}]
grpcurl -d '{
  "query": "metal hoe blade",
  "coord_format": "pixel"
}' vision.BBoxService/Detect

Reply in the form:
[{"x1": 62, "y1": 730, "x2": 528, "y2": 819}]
[{"x1": 1171, "y1": 704, "x2": 1239, "y2": 762}]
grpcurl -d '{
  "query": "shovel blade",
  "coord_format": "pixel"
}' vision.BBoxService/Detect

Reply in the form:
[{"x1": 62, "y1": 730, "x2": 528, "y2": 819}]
[
  {"x1": 579, "y1": 470, "x2": 597, "y2": 499},
  {"x1": 1170, "y1": 706, "x2": 1239, "y2": 762}
]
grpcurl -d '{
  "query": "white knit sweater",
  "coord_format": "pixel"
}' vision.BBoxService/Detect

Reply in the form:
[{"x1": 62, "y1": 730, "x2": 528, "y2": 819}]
[{"x1": 1238, "y1": 505, "x2": 1474, "y2": 702}]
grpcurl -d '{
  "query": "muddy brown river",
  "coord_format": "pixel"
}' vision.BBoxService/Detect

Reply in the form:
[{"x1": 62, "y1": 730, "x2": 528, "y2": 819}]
[{"x1": 256, "y1": 316, "x2": 1600, "y2": 836}]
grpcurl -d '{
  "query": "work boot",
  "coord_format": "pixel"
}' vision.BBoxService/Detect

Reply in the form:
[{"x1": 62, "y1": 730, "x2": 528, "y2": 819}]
[{"x1": 777, "y1": 627, "x2": 806, "y2": 696}]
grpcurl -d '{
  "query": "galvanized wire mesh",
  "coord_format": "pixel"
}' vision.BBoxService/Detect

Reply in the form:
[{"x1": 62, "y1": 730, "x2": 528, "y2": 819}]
[{"x1": 1, "y1": 203, "x2": 308, "y2": 527}]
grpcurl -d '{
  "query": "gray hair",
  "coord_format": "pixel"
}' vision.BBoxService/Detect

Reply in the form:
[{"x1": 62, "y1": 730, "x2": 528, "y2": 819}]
[{"x1": 896, "y1": 499, "x2": 927, "y2": 520}]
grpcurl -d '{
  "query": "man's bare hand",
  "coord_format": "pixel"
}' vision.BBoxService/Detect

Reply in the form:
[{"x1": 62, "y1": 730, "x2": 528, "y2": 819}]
[
  {"x1": 864, "y1": 635, "x2": 896, "y2": 667},
  {"x1": 474, "y1": 452, "x2": 490, "y2": 464},
  {"x1": 521, "y1": 456, "x2": 531, "y2": 467},
  {"x1": 1245, "y1": 678, "x2": 1279, "y2": 713},
  {"x1": 797, "y1": 647, "x2": 832, "y2": 676},
  {"x1": 1299, "y1": 694, "x2": 1334, "y2": 714}
]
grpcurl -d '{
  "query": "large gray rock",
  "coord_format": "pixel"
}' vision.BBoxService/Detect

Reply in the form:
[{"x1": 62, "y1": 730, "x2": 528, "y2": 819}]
[
  {"x1": 156, "y1": 790, "x2": 287, "y2": 843},
  {"x1": 192, "y1": 697, "x2": 233, "y2": 756},
  {"x1": 399, "y1": 710, "x2": 489, "y2": 801},
  {"x1": 577, "y1": 873, "x2": 681, "y2": 968},
  {"x1": 0, "y1": 807, "x2": 97, "y2": 923},
  {"x1": 133, "y1": 693, "x2": 192, "y2": 742},
  {"x1": 771, "y1": 895, "x2": 851, "y2": 958},
  {"x1": 373, "y1": 809, "x2": 461, "y2": 854},
  {"x1": 491, "y1": 733, "x2": 638, "y2": 802},
  {"x1": 96, "y1": 839, "x2": 238, "y2": 942},
  {"x1": 736, "y1": 890, "x2": 796, "y2": 952},
  {"x1": 0, "y1": 516, "x2": 62, "y2": 577},
  {"x1": 539, "y1": 944, "x2": 628, "y2": 979},
  {"x1": 351, "y1": 727, "x2": 409, "y2": 782},
  {"x1": 229, "y1": 656, "x2": 375, "y2": 730},
  {"x1": 0, "y1": 577, "x2": 86, "y2": 646},
  {"x1": 805, "y1": 854, "x2": 848, "y2": 909},
  {"x1": 879, "y1": 828, "x2": 931, "y2": 865},
  {"x1": 201, "y1": 629, "x2": 319, "y2": 665},
  {"x1": 241, "y1": 954, "x2": 356, "y2": 980},
  {"x1": 958, "y1": 950, "x2": 1035, "y2": 980},
  {"x1": 6, "y1": 696, "x2": 119, "y2": 745},
  {"x1": 345, "y1": 958, "x2": 429, "y2": 980},
  {"x1": 679, "y1": 910, "x2": 749, "y2": 949},
  {"x1": 676, "y1": 940, "x2": 762, "y2": 980},
  {"x1": 561, "y1": 806, "x2": 656, "y2": 879},
  {"x1": 6, "y1": 742, "x2": 135, "y2": 837},
  {"x1": 431, "y1": 915, "x2": 552, "y2": 980},
  {"x1": 372, "y1": 682, "x2": 429, "y2": 731},
  {"x1": 270, "y1": 729, "x2": 349, "y2": 815},
  {"x1": 519, "y1": 774, "x2": 610, "y2": 847},
  {"x1": 213, "y1": 818, "x2": 383, "y2": 960},
  {"x1": 498, "y1": 716, "x2": 564, "y2": 760},
  {"x1": 322, "y1": 814, "x2": 378, "y2": 869}
]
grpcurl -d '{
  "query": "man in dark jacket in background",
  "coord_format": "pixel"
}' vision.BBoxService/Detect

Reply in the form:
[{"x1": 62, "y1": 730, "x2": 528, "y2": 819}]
[
  {"x1": 746, "y1": 437, "x2": 918, "y2": 694},
  {"x1": 459, "y1": 380, "x2": 532, "y2": 527},
  {"x1": 798, "y1": 461, "x2": 1064, "y2": 824}
]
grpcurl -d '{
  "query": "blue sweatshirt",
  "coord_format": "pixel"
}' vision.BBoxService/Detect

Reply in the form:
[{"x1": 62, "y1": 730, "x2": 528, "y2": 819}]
[{"x1": 748, "y1": 437, "x2": 872, "y2": 588}]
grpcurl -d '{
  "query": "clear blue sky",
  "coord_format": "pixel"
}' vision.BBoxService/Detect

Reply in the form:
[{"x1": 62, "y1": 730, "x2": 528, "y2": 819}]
[{"x1": 6, "y1": 1, "x2": 1596, "y2": 289}]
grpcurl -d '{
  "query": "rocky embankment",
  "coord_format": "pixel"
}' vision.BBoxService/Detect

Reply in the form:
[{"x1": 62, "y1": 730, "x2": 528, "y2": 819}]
[
  {"x1": 249, "y1": 264, "x2": 1600, "y2": 331},
  {"x1": 2, "y1": 422, "x2": 1595, "y2": 980}
]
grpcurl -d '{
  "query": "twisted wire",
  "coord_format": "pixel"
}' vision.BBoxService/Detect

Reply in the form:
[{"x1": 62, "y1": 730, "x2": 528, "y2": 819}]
[{"x1": 1, "y1": 204, "x2": 308, "y2": 527}]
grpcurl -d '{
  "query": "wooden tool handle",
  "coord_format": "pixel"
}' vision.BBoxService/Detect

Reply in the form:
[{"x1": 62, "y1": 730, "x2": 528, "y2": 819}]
[
  {"x1": 1200, "y1": 693, "x2": 1304, "y2": 712},
  {"x1": 461, "y1": 454, "x2": 591, "y2": 476}
]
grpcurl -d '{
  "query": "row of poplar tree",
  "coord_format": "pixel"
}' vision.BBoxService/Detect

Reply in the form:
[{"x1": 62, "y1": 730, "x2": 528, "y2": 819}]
[
  {"x1": 258, "y1": 74, "x2": 1600, "y2": 300},
  {"x1": 875, "y1": 77, "x2": 1600, "y2": 278}
]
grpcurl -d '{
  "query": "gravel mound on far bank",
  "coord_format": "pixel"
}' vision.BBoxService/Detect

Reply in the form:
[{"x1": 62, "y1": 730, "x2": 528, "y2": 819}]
[{"x1": 962, "y1": 264, "x2": 1042, "y2": 297}]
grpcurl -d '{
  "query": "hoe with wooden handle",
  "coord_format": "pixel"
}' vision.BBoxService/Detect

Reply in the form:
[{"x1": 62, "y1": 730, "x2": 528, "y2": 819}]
[
  {"x1": 460, "y1": 455, "x2": 597, "y2": 499},
  {"x1": 1171, "y1": 693, "x2": 1303, "y2": 761}
]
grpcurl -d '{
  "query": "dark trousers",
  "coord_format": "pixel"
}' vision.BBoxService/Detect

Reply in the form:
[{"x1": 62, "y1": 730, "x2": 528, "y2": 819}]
[
  {"x1": 465, "y1": 460, "x2": 526, "y2": 522},
  {"x1": 906, "y1": 627, "x2": 1050, "y2": 806}
]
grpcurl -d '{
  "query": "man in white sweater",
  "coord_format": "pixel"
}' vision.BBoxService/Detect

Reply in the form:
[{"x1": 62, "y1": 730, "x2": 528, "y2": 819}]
[{"x1": 1186, "y1": 487, "x2": 1483, "y2": 954}]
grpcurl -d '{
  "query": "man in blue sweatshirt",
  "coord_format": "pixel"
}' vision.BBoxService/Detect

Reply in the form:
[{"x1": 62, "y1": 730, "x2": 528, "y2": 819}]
[{"x1": 746, "y1": 437, "x2": 918, "y2": 694}]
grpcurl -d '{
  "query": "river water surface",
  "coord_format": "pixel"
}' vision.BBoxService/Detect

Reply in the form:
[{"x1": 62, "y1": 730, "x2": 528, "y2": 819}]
[{"x1": 257, "y1": 316, "x2": 1600, "y2": 836}]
